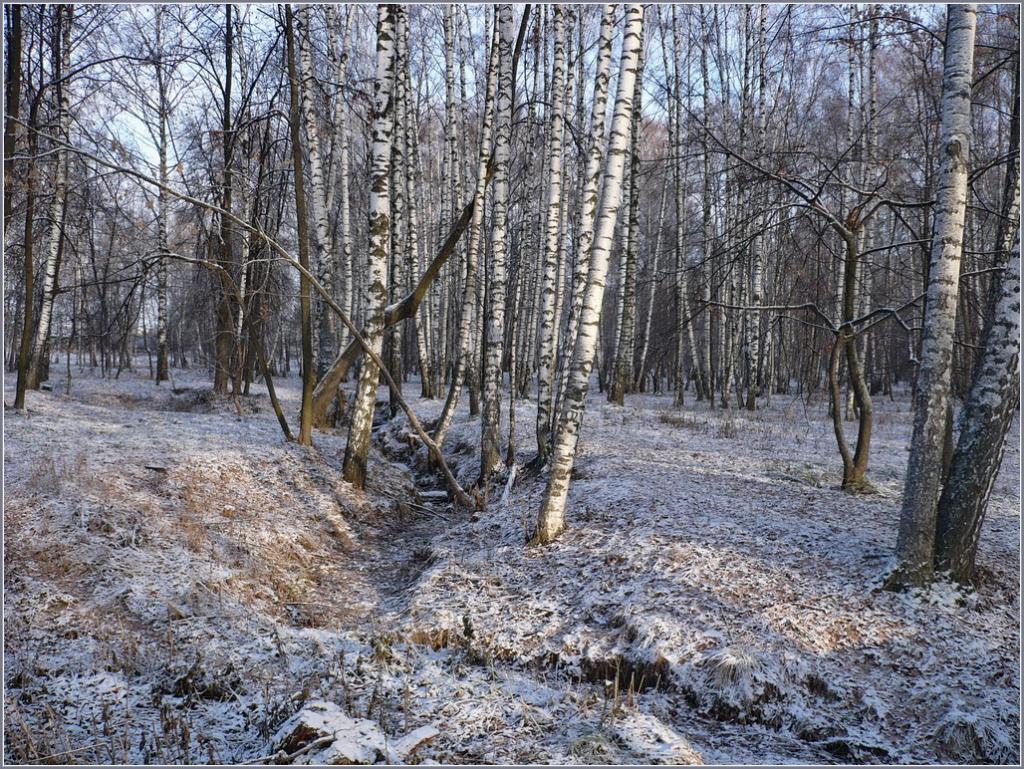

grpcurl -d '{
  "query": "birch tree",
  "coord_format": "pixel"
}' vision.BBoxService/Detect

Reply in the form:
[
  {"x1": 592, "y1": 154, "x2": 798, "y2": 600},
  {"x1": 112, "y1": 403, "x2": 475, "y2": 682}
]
[
  {"x1": 890, "y1": 4, "x2": 977, "y2": 589},
  {"x1": 435, "y1": 16, "x2": 500, "y2": 449},
  {"x1": 297, "y1": 6, "x2": 335, "y2": 376},
  {"x1": 610, "y1": 19, "x2": 644, "y2": 407},
  {"x1": 934, "y1": 98, "x2": 1020, "y2": 583},
  {"x1": 557, "y1": 3, "x2": 616, "y2": 413},
  {"x1": 284, "y1": 3, "x2": 316, "y2": 446},
  {"x1": 670, "y1": 6, "x2": 698, "y2": 407},
  {"x1": 342, "y1": 4, "x2": 396, "y2": 489},
  {"x1": 934, "y1": 227, "x2": 1020, "y2": 584},
  {"x1": 535, "y1": 5, "x2": 567, "y2": 456},
  {"x1": 326, "y1": 5, "x2": 353, "y2": 349},
  {"x1": 744, "y1": 3, "x2": 768, "y2": 411},
  {"x1": 479, "y1": 4, "x2": 515, "y2": 481},
  {"x1": 534, "y1": 4, "x2": 644, "y2": 545},
  {"x1": 26, "y1": 4, "x2": 73, "y2": 389}
]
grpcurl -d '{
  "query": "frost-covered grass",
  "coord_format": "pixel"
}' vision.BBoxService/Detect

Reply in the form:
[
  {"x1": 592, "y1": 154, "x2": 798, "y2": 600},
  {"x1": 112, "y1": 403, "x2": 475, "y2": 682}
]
[
  {"x1": 402, "y1": 388, "x2": 1021, "y2": 764},
  {"x1": 3, "y1": 367, "x2": 1019, "y2": 764}
]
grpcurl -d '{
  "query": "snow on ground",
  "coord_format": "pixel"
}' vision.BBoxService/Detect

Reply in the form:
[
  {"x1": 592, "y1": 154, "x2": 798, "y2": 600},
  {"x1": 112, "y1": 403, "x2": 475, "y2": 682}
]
[{"x1": 3, "y1": 365, "x2": 1020, "y2": 764}]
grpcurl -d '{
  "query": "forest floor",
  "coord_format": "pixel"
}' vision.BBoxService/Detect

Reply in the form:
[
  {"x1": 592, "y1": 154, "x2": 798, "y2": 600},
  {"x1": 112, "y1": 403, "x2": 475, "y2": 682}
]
[{"x1": 3, "y1": 365, "x2": 1020, "y2": 765}]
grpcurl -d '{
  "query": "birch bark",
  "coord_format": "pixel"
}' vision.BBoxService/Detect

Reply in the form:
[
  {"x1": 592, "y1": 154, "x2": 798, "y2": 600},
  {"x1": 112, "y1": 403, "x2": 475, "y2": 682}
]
[
  {"x1": 535, "y1": 5, "x2": 567, "y2": 455},
  {"x1": 28, "y1": 5, "x2": 73, "y2": 389},
  {"x1": 342, "y1": 4, "x2": 397, "y2": 488},
  {"x1": 534, "y1": 4, "x2": 644, "y2": 544},
  {"x1": 434, "y1": 19, "x2": 500, "y2": 449},
  {"x1": 891, "y1": 4, "x2": 976, "y2": 588},
  {"x1": 479, "y1": 4, "x2": 515, "y2": 481}
]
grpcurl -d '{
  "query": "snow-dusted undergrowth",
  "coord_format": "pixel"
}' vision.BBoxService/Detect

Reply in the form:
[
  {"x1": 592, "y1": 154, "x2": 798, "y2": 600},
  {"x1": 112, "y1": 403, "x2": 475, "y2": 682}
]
[{"x1": 4, "y1": 369, "x2": 1019, "y2": 764}]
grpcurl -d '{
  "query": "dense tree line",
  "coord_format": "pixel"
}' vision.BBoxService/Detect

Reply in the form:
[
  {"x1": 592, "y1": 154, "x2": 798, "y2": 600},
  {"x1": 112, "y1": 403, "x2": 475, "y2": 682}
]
[{"x1": 3, "y1": 3, "x2": 1019, "y2": 585}]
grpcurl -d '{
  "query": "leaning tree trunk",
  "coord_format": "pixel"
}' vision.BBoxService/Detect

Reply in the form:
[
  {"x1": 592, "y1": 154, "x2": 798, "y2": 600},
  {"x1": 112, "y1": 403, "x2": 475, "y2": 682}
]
[
  {"x1": 479, "y1": 4, "x2": 515, "y2": 482},
  {"x1": 935, "y1": 232, "x2": 1021, "y2": 579},
  {"x1": 555, "y1": 3, "x2": 616, "y2": 416},
  {"x1": 890, "y1": 4, "x2": 977, "y2": 589},
  {"x1": 342, "y1": 4, "x2": 397, "y2": 489},
  {"x1": 534, "y1": 4, "x2": 644, "y2": 545},
  {"x1": 934, "y1": 194, "x2": 1020, "y2": 582}
]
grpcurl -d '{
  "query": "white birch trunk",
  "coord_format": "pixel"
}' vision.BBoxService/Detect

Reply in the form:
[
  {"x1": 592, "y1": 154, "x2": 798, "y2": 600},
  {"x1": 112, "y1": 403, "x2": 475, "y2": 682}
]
[
  {"x1": 434, "y1": 18, "x2": 500, "y2": 449},
  {"x1": 326, "y1": 6, "x2": 353, "y2": 348},
  {"x1": 636, "y1": 180, "x2": 667, "y2": 390},
  {"x1": 934, "y1": 178, "x2": 1020, "y2": 582},
  {"x1": 535, "y1": 5, "x2": 567, "y2": 458},
  {"x1": 298, "y1": 7, "x2": 335, "y2": 376},
  {"x1": 891, "y1": 4, "x2": 977, "y2": 588},
  {"x1": 745, "y1": 3, "x2": 768, "y2": 411},
  {"x1": 342, "y1": 4, "x2": 396, "y2": 489},
  {"x1": 611, "y1": 27, "x2": 644, "y2": 406},
  {"x1": 534, "y1": 4, "x2": 644, "y2": 544},
  {"x1": 28, "y1": 5, "x2": 73, "y2": 389},
  {"x1": 479, "y1": 4, "x2": 515, "y2": 479},
  {"x1": 557, "y1": 4, "x2": 617, "y2": 409}
]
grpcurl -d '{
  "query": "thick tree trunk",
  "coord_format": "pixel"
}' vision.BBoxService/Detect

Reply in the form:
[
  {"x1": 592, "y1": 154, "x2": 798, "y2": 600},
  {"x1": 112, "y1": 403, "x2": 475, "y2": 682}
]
[
  {"x1": 890, "y1": 4, "x2": 976, "y2": 589},
  {"x1": 934, "y1": 192, "x2": 1020, "y2": 582},
  {"x1": 556, "y1": 4, "x2": 616, "y2": 416},
  {"x1": 342, "y1": 4, "x2": 396, "y2": 488}
]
